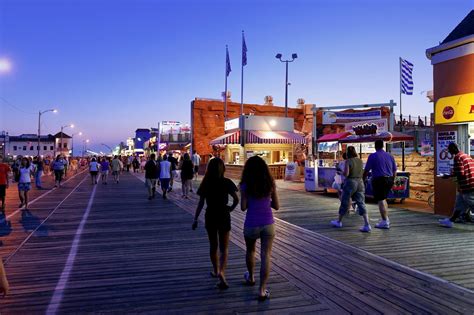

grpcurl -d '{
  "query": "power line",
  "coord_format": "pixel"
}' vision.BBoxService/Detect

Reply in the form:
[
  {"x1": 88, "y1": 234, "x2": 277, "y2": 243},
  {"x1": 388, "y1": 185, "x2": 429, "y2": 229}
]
[{"x1": 0, "y1": 97, "x2": 36, "y2": 115}]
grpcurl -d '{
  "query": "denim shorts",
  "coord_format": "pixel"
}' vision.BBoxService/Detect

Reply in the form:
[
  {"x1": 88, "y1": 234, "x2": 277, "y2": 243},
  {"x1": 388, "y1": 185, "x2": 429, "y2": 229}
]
[
  {"x1": 243, "y1": 224, "x2": 275, "y2": 240},
  {"x1": 18, "y1": 182, "x2": 31, "y2": 192}
]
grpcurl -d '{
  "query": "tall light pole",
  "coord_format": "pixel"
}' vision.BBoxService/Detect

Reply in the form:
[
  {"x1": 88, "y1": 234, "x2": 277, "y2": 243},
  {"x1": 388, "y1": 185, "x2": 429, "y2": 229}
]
[
  {"x1": 275, "y1": 53, "x2": 298, "y2": 117},
  {"x1": 59, "y1": 124, "x2": 74, "y2": 157},
  {"x1": 38, "y1": 109, "x2": 57, "y2": 157},
  {"x1": 83, "y1": 139, "x2": 90, "y2": 157},
  {"x1": 71, "y1": 132, "x2": 82, "y2": 157}
]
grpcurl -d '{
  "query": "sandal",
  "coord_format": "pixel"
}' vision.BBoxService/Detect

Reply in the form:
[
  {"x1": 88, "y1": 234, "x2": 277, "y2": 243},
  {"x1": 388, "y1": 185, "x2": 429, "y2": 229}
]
[
  {"x1": 257, "y1": 290, "x2": 270, "y2": 301},
  {"x1": 216, "y1": 275, "x2": 229, "y2": 290},
  {"x1": 209, "y1": 271, "x2": 218, "y2": 278},
  {"x1": 244, "y1": 271, "x2": 255, "y2": 286}
]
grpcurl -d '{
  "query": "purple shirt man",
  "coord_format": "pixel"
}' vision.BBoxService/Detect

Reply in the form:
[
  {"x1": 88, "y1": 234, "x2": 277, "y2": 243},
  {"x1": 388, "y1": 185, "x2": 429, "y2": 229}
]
[{"x1": 364, "y1": 149, "x2": 397, "y2": 178}]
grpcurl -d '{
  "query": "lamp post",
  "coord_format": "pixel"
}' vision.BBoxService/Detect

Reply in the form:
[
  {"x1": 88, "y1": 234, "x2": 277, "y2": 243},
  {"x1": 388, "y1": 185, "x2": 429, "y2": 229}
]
[
  {"x1": 71, "y1": 132, "x2": 82, "y2": 157},
  {"x1": 83, "y1": 139, "x2": 90, "y2": 157},
  {"x1": 38, "y1": 109, "x2": 57, "y2": 157},
  {"x1": 275, "y1": 53, "x2": 298, "y2": 117},
  {"x1": 59, "y1": 124, "x2": 74, "y2": 157}
]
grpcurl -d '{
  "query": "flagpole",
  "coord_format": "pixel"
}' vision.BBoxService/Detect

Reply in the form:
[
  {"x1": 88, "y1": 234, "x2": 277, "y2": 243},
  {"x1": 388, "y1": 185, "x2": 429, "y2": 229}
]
[
  {"x1": 224, "y1": 45, "x2": 228, "y2": 122},
  {"x1": 240, "y1": 31, "x2": 244, "y2": 116},
  {"x1": 400, "y1": 57, "x2": 405, "y2": 171}
]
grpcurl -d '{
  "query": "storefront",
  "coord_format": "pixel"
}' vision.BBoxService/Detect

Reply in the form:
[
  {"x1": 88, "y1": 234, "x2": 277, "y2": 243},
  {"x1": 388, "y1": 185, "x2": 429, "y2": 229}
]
[
  {"x1": 426, "y1": 10, "x2": 474, "y2": 215},
  {"x1": 210, "y1": 115, "x2": 306, "y2": 179}
]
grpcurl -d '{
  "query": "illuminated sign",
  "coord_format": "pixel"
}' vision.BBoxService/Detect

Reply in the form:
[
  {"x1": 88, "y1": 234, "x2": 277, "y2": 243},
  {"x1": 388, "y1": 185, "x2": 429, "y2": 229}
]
[
  {"x1": 225, "y1": 118, "x2": 240, "y2": 131},
  {"x1": 435, "y1": 93, "x2": 474, "y2": 124},
  {"x1": 344, "y1": 119, "x2": 387, "y2": 133}
]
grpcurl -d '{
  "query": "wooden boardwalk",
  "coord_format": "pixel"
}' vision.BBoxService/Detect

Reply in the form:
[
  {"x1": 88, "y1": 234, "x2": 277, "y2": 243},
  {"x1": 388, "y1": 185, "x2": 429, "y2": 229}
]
[{"x1": 0, "y1": 171, "x2": 473, "y2": 313}]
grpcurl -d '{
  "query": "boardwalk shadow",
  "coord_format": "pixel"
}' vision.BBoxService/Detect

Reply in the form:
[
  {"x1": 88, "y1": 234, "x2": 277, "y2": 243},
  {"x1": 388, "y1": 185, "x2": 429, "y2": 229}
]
[
  {"x1": 0, "y1": 212, "x2": 12, "y2": 245},
  {"x1": 20, "y1": 209, "x2": 50, "y2": 236}
]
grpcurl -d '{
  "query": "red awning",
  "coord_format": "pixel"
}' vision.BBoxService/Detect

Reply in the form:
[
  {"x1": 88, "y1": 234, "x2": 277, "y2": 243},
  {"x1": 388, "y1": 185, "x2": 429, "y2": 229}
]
[
  {"x1": 210, "y1": 131, "x2": 240, "y2": 145},
  {"x1": 247, "y1": 131, "x2": 306, "y2": 144},
  {"x1": 317, "y1": 132, "x2": 352, "y2": 142},
  {"x1": 339, "y1": 131, "x2": 414, "y2": 143}
]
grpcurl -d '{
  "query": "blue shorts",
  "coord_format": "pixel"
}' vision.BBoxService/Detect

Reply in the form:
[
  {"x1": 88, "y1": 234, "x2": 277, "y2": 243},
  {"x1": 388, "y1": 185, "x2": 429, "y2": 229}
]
[{"x1": 18, "y1": 182, "x2": 31, "y2": 192}]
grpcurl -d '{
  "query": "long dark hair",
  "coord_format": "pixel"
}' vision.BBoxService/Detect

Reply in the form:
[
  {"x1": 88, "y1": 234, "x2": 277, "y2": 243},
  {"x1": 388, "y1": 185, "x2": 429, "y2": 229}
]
[
  {"x1": 347, "y1": 146, "x2": 358, "y2": 158},
  {"x1": 198, "y1": 157, "x2": 225, "y2": 194},
  {"x1": 240, "y1": 156, "x2": 275, "y2": 198}
]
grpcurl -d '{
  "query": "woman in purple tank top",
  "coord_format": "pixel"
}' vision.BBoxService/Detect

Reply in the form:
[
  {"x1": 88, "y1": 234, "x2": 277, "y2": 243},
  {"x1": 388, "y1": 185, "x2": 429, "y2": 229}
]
[{"x1": 240, "y1": 156, "x2": 280, "y2": 301}]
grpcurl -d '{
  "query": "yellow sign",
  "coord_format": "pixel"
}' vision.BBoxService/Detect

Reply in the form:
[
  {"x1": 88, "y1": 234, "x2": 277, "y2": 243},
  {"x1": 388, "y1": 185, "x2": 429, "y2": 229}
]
[{"x1": 435, "y1": 93, "x2": 474, "y2": 124}]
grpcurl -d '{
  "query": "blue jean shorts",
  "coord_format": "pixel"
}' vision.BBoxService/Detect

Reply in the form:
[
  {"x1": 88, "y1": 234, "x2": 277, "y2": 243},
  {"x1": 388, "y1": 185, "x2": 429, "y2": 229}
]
[
  {"x1": 243, "y1": 224, "x2": 275, "y2": 240},
  {"x1": 18, "y1": 182, "x2": 31, "y2": 192}
]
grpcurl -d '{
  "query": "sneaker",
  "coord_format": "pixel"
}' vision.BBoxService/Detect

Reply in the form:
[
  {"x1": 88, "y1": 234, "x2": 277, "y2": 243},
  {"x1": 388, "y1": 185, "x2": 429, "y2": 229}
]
[
  {"x1": 375, "y1": 220, "x2": 390, "y2": 229},
  {"x1": 360, "y1": 224, "x2": 372, "y2": 233},
  {"x1": 330, "y1": 220, "x2": 342, "y2": 228},
  {"x1": 438, "y1": 218, "x2": 453, "y2": 228}
]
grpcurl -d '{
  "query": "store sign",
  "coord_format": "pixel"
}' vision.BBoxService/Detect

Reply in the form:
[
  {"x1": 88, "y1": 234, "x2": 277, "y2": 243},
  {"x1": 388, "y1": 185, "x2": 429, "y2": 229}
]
[
  {"x1": 344, "y1": 119, "x2": 388, "y2": 133},
  {"x1": 225, "y1": 118, "x2": 240, "y2": 131},
  {"x1": 323, "y1": 110, "x2": 381, "y2": 124},
  {"x1": 435, "y1": 93, "x2": 474, "y2": 124},
  {"x1": 436, "y1": 131, "x2": 456, "y2": 175}
]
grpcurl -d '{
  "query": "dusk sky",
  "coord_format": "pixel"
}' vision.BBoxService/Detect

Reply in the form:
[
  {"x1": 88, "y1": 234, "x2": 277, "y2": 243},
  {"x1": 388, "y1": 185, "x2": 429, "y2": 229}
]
[{"x1": 0, "y1": 0, "x2": 473, "y2": 152}]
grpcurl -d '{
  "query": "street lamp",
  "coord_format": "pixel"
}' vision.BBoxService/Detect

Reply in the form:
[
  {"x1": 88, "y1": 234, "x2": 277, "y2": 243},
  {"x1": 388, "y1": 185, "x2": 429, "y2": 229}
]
[
  {"x1": 37, "y1": 109, "x2": 58, "y2": 157},
  {"x1": 275, "y1": 53, "x2": 298, "y2": 117},
  {"x1": 59, "y1": 124, "x2": 74, "y2": 157},
  {"x1": 83, "y1": 139, "x2": 90, "y2": 157},
  {"x1": 71, "y1": 132, "x2": 82, "y2": 157}
]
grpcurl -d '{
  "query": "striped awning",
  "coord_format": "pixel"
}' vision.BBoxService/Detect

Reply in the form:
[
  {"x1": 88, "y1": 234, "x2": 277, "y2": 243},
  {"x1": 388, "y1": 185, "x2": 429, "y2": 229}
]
[
  {"x1": 210, "y1": 131, "x2": 240, "y2": 145},
  {"x1": 247, "y1": 131, "x2": 306, "y2": 144}
]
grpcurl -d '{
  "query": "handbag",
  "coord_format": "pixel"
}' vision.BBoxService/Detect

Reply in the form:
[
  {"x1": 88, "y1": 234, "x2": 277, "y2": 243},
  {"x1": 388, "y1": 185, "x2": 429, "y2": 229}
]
[{"x1": 0, "y1": 258, "x2": 9, "y2": 296}]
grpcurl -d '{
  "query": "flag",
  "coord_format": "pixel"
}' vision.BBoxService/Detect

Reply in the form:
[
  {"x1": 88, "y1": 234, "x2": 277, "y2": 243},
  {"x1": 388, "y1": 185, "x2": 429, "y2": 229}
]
[
  {"x1": 400, "y1": 58, "x2": 414, "y2": 95},
  {"x1": 242, "y1": 33, "x2": 247, "y2": 66},
  {"x1": 226, "y1": 47, "x2": 231, "y2": 77}
]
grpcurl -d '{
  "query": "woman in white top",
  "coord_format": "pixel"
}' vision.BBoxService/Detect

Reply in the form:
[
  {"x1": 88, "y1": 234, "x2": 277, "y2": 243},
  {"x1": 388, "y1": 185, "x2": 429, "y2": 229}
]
[
  {"x1": 89, "y1": 157, "x2": 100, "y2": 185},
  {"x1": 159, "y1": 155, "x2": 172, "y2": 199},
  {"x1": 18, "y1": 157, "x2": 34, "y2": 209}
]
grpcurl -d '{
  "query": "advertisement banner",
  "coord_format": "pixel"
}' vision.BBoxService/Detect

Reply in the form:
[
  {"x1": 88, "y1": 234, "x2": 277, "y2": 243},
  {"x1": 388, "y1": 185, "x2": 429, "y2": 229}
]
[
  {"x1": 323, "y1": 110, "x2": 381, "y2": 124},
  {"x1": 344, "y1": 119, "x2": 388, "y2": 133},
  {"x1": 436, "y1": 131, "x2": 456, "y2": 175}
]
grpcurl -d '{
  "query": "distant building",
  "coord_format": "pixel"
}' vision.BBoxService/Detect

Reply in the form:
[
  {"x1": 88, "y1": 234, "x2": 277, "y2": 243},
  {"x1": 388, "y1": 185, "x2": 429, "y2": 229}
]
[{"x1": 1, "y1": 132, "x2": 72, "y2": 158}]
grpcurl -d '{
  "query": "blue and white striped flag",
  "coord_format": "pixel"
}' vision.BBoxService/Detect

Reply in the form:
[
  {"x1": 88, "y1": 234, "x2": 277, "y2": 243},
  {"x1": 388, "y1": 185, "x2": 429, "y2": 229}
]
[
  {"x1": 242, "y1": 33, "x2": 247, "y2": 66},
  {"x1": 226, "y1": 47, "x2": 232, "y2": 77},
  {"x1": 400, "y1": 57, "x2": 414, "y2": 95}
]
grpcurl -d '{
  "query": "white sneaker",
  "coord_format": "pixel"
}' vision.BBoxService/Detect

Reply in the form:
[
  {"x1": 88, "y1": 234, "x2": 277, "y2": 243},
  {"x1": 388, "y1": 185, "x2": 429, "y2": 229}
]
[
  {"x1": 438, "y1": 218, "x2": 453, "y2": 228},
  {"x1": 360, "y1": 224, "x2": 372, "y2": 233},
  {"x1": 375, "y1": 220, "x2": 390, "y2": 229},
  {"x1": 330, "y1": 220, "x2": 342, "y2": 228}
]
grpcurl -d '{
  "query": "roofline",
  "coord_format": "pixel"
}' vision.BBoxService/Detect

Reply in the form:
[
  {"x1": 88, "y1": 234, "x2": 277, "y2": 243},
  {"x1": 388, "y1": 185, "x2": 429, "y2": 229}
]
[{"x1": 426, "y1": 34, "x2": 474, "y2": 59}]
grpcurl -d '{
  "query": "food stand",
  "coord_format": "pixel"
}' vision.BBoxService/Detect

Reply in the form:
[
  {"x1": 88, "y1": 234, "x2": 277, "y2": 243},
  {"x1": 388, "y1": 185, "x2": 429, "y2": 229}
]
[
  {"x1": 315, "y1": 130, "x2": 414, "y2": 202},
  {"x1": 210, "y1": 115, "x2": 306, "y2": 179}
]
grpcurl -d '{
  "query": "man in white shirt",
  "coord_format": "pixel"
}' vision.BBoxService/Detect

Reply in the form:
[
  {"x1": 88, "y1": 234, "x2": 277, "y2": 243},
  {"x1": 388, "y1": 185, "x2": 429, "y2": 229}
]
[
  {"x1": 159, "y1": 155, "x2": 172, "y2": 199},
  {"x1": 191, "y1": 150, "x2": 201, "y2": 180}
]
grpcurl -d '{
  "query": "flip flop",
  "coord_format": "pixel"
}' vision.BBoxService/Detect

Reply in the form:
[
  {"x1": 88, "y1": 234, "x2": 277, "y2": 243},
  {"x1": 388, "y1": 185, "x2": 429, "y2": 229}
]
[
  {"x1": 244, "y1": 271, "x2": 255, "y2": 286},
  {"x1": 216, "y1": 278, "x2": 229, "y2": 290},
  {"x1": 210, "y1": 271, "x2": 218, "y2": 278},
  {"x1": 257, "y1": 290, "x2": 270, "y2": 302}
]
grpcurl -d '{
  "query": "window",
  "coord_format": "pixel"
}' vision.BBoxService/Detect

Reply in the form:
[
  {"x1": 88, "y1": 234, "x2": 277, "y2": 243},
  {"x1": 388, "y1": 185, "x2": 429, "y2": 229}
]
[
  {"x1": 44, "y1": 146, "x2": 47, "y2": 150},
  {"x1": 30, "y1": 146, "x2": 33, "y2": 150},
  {"x1": 23, "y1": 146, "x2": 26, "y2": 151},
  {"x1": 63, "y1": 143, "x2": 68, "y2": 148},
  {"x1": 50, "y1": 146, "x2": 53, "y2": 150},
  {"x1": 13, "y1": 146, "x2": 17, "y2": 151}
]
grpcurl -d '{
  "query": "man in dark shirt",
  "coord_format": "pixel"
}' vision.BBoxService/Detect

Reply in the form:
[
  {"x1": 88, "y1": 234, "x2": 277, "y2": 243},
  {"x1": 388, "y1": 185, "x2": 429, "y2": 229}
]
[
  {"x1": 144, "y1": 154, "x2": 159, "y2": 200},
  {"x1": 167, "y1": 152, "x2": 178, "y2": 192},
  {"x1": 439, "y1": 143, "x2": 474, "y2": 228}
]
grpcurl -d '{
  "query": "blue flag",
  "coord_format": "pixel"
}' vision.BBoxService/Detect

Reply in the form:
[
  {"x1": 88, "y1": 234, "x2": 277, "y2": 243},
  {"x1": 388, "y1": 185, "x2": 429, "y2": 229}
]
[
  {"x1": 242, "y1": 33, "x2": 247, "y2": 66},
  {"x1": 400, "y1": 57, "x2": 414, "y2": 95},
  {"x1": 226, "y1": 47, "x2": 231, "y2": 77}
]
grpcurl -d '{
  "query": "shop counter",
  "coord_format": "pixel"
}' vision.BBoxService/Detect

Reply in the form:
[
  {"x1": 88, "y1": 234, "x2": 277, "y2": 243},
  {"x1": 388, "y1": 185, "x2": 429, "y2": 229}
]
[{"x1": 225, "y1": 163, "x2": 288, "y2": 180}]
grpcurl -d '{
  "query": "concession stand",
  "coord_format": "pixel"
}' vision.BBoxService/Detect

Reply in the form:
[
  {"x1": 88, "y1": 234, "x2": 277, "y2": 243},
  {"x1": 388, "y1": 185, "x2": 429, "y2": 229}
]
[
  {"x1": 210, "y1": 115, "x2": 306, "y2": 179},
  {"x1": 426, "y1": 10, "x2": 474, "y2": 215},
  {"x1": 310, "y1": 115, "x2": 413, "y2": 202}
]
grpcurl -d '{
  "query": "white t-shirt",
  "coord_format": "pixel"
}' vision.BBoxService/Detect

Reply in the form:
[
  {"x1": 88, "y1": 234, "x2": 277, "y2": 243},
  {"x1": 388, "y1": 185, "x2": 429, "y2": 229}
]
[
  {"x1": 192, "y1": 154, "x2": 201, "y2": 165},
  {"x1": 19, "y1": 166, "x2": 33, "y2": 183},
  {"x1": 89, "y1": 161, "x2": 99, "y2": 172},
  {"x1": 160, "y1": 160, "x2": 171, "y2": 179}
]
